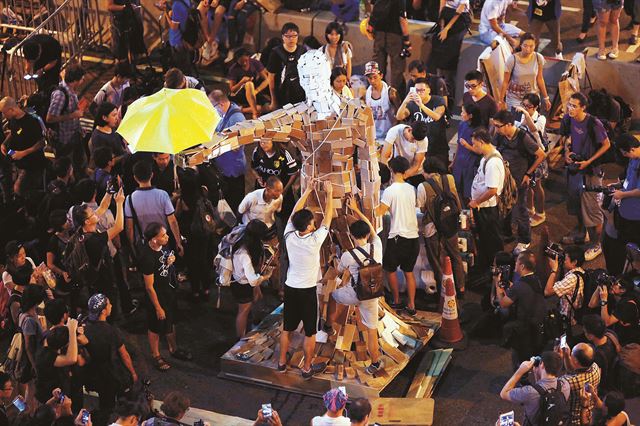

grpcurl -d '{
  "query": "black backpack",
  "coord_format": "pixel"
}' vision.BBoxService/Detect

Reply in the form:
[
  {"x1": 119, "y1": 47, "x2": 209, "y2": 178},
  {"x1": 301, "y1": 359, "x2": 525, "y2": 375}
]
[
  {"x1": 424, "y1": 176, "x2": 460, "y2": 239},
  {"x1": 498, "y1": 127, "x2": 538, "y2": 170},
  {"x1": 273, "y1": 46, "x2": 305, "y2": 104},
  {"x1": 531, "y1": 380, "x2": 570, "y2": 426},
  {"x1": 176, "y1": 0, "x2": 202, "y2": 50},
  {"x1": 190, "y1": 196, "x2": 217, "y2": 237},
  {"x1": 62, "y1": 229, "x2": 103, "y2": 288}
]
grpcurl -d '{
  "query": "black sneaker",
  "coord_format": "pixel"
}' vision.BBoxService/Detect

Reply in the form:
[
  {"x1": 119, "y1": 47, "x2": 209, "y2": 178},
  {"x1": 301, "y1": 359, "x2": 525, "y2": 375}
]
[
  {"x1": 365, "y1": 360, "x2": 383, "y2": 375},
  {"x1": 277, "y1": 352, "x2": 292, "y2": 373},
  {"x1": 405, "y1": 307, "x2": 417, "y2": 317},
  {"x1": 301, "y1": 362, "x2": 327, "y2": 380},
  {"x1": 389, "y1": 302, "x2": 404, "y2": 310}
]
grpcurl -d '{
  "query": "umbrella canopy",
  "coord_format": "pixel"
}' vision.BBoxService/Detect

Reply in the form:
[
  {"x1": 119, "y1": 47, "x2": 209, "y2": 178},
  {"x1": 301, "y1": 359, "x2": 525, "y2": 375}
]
[{"x1": 117, "y1": 88, "x2": 220, "y2": 154}]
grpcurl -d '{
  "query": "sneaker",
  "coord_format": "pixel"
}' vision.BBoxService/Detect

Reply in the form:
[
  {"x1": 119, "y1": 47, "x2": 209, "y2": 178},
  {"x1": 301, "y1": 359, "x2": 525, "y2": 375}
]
[
  {"x1": 513, "y1": 242, "x2": 530, "y2": 255},
  {"x1": 585, "y1": 244, "x2": 602, "y2": 261},
  {"x1": 608, "y1": 50, "x2": 619, "y2": 59},
  {"x1": 301, "y1": 362, "x2": 327, "y2": 380},
  {"x1": 224, "y1": 49, "x2": 235, "y2": 64},
  {"x1": 630, "y1": 35, "x2": 639, "y2": 45},
  {"x1": 388, "y1": 302, "x2": 404, "y2": 311},
  {"x1": 530, "y1": 213, "x2": 546, "y2": 227},
  {"x1": 277, "y1": 352, "x2": 291, "y2": 372},
  {"x1": 554, "y1": 51, "x2": 564, "y2": 60},
  {"x1": 597, "y1": 52, "x2": 607, "y2": 61},
  {"x1": 365, "y1": 360, "x2": 384, "y2": 375},
  {"x1": 404, "y1": 307, "x2": 417, "y2": 317}
]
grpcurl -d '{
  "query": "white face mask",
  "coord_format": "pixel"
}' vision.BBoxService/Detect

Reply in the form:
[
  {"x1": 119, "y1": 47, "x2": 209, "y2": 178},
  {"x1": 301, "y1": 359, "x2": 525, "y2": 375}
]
[{"x1": 536, "y1": 0, "x2": 548, "y2": 6}]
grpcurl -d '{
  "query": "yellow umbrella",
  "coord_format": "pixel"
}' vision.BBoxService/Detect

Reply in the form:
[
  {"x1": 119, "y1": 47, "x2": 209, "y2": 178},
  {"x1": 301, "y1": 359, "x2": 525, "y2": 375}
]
[{"x1": 117, "y1": 88, "x2": 220, "y2": 154}]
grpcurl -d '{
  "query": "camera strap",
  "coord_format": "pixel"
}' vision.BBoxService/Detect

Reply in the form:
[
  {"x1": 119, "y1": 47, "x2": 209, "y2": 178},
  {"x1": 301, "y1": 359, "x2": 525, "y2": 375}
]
[{"x1": 562, "y1": 271, "x2": 584, "y2": 318}]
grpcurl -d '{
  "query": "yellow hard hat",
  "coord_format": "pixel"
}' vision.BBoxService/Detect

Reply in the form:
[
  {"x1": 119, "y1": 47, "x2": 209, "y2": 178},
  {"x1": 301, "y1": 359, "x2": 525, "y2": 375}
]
[{"x1": 360, "y1": 18, "x2": 374, "y2": 41}]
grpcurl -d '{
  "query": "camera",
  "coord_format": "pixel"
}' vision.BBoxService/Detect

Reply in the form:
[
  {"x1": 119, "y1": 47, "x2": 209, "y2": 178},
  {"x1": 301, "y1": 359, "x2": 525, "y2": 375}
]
[
  {"x1": 400, "y1": 46, "x2": 412, "y2": 58},
  {"x1": 106, "y1": 176, "x2": 120, "y2": 195},
  {"x1": 583, "y1": 182, "x2": 622, "y2": 209},
  {"x1": 544, "y1": 243, "x2": 565, "y2": 262},
  {"x1": 567, "y1": 153, "x2": 584, "y2": 174},
  {"x1": 491, "y1": 265, "x2": 512, "y2": 288},
  {"x1": 194, "y1": 421, "x2": 204, "y2": 426},
  {"x1": 594, "y1": 270, "x2": 616, "y2": 288},
  {"x1": 531, "y1": 355, "x2": 542, "y2": 367}
]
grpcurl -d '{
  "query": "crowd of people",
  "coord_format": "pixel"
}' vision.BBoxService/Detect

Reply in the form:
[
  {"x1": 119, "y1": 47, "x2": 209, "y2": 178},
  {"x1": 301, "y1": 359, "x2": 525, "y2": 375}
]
[{"x1": 0, "y1": 0, "x2": 639, "y2": 425}]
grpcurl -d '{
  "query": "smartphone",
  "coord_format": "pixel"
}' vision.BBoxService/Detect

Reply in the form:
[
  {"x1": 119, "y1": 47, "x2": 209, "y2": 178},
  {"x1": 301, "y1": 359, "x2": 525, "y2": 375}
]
[
  {"x1": 499, "y1": 411, "x2": 515, "y2": 426},
  {"x1": 58, "y1": 392, "x2": 65, "y2": 404},
  {"x1": 560, "y1": 334, "x2": 568, "y2": 349},
  {"x1": 338, "y1": 386, "x2": 347, "y2": 397},
  {"x1": 12, "y1": 396, "x2": 26, "y2": 412},
  {"x1": 7, "y1": 149, "x2": 15, "y2": 157},
  {"x1": 261, "y1": 403, "x2": 272, "y2": 418},
  {"x1": 409, "y1": 86, "x2": 417, "y2": 95},
  {"x1": 81, "y1": 410, "x2": 90, "y2": 425}
]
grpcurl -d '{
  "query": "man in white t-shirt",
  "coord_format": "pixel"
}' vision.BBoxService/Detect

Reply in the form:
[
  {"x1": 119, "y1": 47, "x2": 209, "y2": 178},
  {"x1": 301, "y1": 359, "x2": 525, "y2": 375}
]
[
  {"x1": 321, "y1": 197, "x2": 383, "y2": 375},
  {"x1": 375, "y1": 156, "x2": 420, "y2": 316},
  {"x1": 237, "y1": 176, "x2": 283, "y2": 229},
  {"x1": 278, "y1": 180, "x2": 334, "y2": 379},
  {"x1": 478, "y1": 0, "x2": 523, "y2": 47},
  {"x1": 469, "y1": 128, "x2": 505, "y2": 275},
  {"x1": 381, "y1": 121, "x2": 429, "y2": 187}
]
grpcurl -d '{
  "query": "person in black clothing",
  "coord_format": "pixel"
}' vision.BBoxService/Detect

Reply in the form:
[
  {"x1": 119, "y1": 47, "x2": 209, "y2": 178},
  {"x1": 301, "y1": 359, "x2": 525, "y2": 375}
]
[
  {"x1": 429, "y1": 1, "x2": 471, "y2": 81},
  {"x1": 34, "y1": 319, "x2": 79, "y2": 404},
  {"x1": 582, "y1": 314, "x2": 620, "y2": 393},
  {"x1": 107, "y1": 0, "x2": 146, "y2": 63},
  {"x1": 46, "y1": 210, "x2": 73, "y2": 300},
  {"x1": 493, "y1": 251, "x2": 546, "y2": 369},
  {"x1": 0, "y1": 97, "x2": 46, "y2": 198},
  {"x1": 589, "y1": 272, "x2": 640, "y2": 346},
  {"x1": 84, "y1": 293, "x2": 137, "y2": 426},
  {"x1": 0, "y1": 372, "x2": 14, "y2": 426},
  {"x1": 70, "y1": 187, "x2": 125, "y2": 313},
  {"x1": 38, "y1": 157, "x2": 76, "y2": 234},
  {"x1": 21, "y1": 34, "x2": 62, "y2": 92},
  {"x1": 151, "y1": 153, "x2": 176, "y2": 200},
  {"x1": 266, "y1": 22, "x2": 306, "y2": 109},
  {"x1": 89, "y1": 102, "x2": 127, "y2": 170},
  {"x1": 139, "y1": 222, "x2": 192, "y2": 372}
]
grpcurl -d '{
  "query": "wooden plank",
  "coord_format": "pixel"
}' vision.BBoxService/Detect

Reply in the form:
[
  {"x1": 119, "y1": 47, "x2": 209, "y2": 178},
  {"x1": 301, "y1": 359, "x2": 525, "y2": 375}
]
[
  {"x1": 379, "y1": 338, "x2": 406, "y2": 365},
  {"x1": 406, "y1": 351, "x2": 436, "y2": 398},
  {"x1": 337, "y1": 324, "x2": 357, "y2": 351},
  {"x1": 369, "y1": 398, "x2": 435, "y2": 426}
]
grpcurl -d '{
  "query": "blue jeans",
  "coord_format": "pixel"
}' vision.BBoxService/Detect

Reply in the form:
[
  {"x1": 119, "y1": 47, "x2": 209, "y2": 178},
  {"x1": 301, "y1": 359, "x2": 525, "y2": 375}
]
[{"x1": 503, "y1": 185, "x2": 531, "y2": 244}]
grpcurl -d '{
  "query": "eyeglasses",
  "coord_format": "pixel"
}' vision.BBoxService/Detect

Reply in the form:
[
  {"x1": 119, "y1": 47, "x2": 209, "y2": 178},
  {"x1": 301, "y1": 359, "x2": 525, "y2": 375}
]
[
  {"x1": 521, "y1": 103, "x2": 534, "y2": 109},
  {"x1": 494, "y1": 122, "x2": 508, "y2": 129},
  {"x1": 464, "y1": 82, "x2": 479, "y2": 89},
  {"x1": 282, "y1": 33, "x2": 298, "y2": 39},
  {"x1": 415, "y1": 89, "x2": 427, "y2": 93},
  {"x1": 567, "y1": 103, "x2": 580, "y2": 110}
]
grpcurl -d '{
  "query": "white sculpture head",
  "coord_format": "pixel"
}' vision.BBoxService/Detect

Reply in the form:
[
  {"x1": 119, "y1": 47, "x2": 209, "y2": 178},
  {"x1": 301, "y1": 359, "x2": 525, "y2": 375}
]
[{"x1": 297, "y1": 49, "x2": 341, "y2": 117}]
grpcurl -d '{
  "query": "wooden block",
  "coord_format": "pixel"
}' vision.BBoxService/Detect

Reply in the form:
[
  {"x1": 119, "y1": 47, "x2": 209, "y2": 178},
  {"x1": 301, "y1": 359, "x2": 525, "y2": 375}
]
[
  {"x1": 250, "y1": 352, "x2": 264, "y2": 363},
  {"x1": 346, "y1": 367, "x2": 356, "y2": 379},
  {"x1": 261, "y1": 348, "x2": 274, "y2": 361},
  {"x1": 379, "y1": 339, "x2": 407, "y2": 365},
  {"x1": 289, "y1": 350, "x2": 304, "y2": 368},
  {"x1": 337, "y1": 364, "x2": 344, "y2": 380},
  {"x1": 331, "y1": 139, "x2": 353, "y2": 149},
  {"x1": 369, "y1": 398, "x2": 434, "y2": 426},
  {"x1": 406, "y1": 351, "x2": 436, "y2": 398},
  {"x1": 355, "y1": 341, "x2": 368, "y2": 361},
  {"x1": 325, "y1": 365, "x2": 336, "y2": 374},
  {"x1": 336, "y1": 324, "x2": 356, "y2": 351}
]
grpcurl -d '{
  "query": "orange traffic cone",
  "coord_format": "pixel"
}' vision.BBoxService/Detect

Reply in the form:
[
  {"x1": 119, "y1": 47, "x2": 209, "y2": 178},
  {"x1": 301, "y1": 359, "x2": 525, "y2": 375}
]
[
  {"x1": 437, "y1": 257, "x2": 455, "y2": 313},
  {"x1": 431, "y1": 256, "x2": 468, "y2": 350}
]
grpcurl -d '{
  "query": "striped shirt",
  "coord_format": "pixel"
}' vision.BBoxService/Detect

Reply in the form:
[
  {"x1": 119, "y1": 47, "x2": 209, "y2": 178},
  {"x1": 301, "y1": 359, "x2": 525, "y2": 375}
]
[
  {"x1": 563, "y1": 363, "x2": 601, "y2": 426},
  {"x1": 552, "y1": 267, "x2": 584, "y2": 322}
]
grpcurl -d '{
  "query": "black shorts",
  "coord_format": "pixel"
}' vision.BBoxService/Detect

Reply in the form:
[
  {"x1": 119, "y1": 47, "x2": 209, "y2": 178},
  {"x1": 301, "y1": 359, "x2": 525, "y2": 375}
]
[
  {"x1": 230, "y1": 281, "x2": 253, "y2": 304},
  {"x1": 146, "y1": 296, "x2": 175, "y2": 335},
  {"x1": 283, "y1": 285, "x2": 317, "y2": 337},
  {"x1": 383, "y1": 236, "x2": 420, "y2": 273}
]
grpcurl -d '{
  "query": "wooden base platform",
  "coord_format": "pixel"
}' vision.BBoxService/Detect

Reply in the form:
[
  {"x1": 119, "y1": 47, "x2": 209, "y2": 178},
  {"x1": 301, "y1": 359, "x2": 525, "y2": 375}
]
[{"x1": 219, "y1": 301, "x2": 441, "y2": 398}]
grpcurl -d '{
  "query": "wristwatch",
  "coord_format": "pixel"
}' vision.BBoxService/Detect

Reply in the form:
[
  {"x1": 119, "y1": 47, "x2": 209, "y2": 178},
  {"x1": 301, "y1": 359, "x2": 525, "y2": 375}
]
[
  {"x1": 600, "y1": 300, "x2": 608, "y2": 306},
  {"x1": 526, "y1": 172, "x2": 534, "y2": 179}
]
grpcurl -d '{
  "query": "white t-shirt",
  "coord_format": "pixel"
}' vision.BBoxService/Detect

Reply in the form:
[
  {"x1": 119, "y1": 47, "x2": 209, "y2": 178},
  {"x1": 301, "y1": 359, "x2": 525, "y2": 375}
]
[
  {"x1": 479, "y1": 0, "x2": 513, "y2": 34},
  {"x1": 337, "y1": 235, "x2": 383, "y2": 283},
  {"x1": 384, "y1": 124, "x2": 428, "y2": 164},
  {"x1": 516, "y1": 110, "x2": 547, "y2": 150},
  {"x1": 311, "y1": 415, "x2": 351, "y2": 426},
  {"x1": 471, "y1": 152, "x2": 505, "y2": 208},
  {"x1": 231, "y1": 247, "x2": 261, "y2": 286},
  {"x1": 238, "y1": 189, "x2": 283, "y2": 228},
  {"x1": 381, "y1": 182, "x2": 419, "y2": 239},
  {"x1": 445, "y1": 0, "x2": 469, "y2": 12},
  {"x1": 284, "y1": 222, "x2": 330, "y2": 289}
]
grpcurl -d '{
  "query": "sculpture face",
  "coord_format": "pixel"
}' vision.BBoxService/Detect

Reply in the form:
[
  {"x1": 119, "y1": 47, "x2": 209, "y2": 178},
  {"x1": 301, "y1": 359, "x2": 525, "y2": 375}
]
[{"x1": 297, "y1": 49, "x2": 332, "y2": 103}]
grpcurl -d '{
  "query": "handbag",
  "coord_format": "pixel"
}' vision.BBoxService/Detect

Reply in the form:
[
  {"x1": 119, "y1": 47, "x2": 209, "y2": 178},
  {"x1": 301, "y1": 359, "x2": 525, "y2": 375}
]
[{"x1": 349, "y1": 244, "x2": 384, "y2": 301}]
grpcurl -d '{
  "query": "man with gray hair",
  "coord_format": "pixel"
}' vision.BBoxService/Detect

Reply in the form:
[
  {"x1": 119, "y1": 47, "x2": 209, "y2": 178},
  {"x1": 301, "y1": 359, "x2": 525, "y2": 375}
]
[{"x1": 561, "y1": 342, "x2": 601, "y2": 425}]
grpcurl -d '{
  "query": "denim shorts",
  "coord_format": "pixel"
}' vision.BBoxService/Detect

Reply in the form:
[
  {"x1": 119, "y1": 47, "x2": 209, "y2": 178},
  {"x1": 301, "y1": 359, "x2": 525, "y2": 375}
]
[{"x1": 593, "y1": 0, "x2": 623, "y2": 12}]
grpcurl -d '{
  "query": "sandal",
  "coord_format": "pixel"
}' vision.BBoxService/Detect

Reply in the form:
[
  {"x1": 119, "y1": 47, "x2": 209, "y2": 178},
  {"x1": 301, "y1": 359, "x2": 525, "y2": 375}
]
[
  {"x1": 153, "y1": 356, "x2": 171, "y2": 371},
  {"x1": 170, "y1": 348, "x2": 193, "y2": 361}
]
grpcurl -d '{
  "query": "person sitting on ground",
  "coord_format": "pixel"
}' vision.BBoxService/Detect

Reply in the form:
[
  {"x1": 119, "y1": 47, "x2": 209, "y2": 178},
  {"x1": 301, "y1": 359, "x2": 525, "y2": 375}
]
[
  {"x1": 145, "y1": 391, "x2": 191, "y2": 426},
  {"x1": 311, "y1": 388, "x2": 350, "y2": 426},
  {"x1": 227, "y1": 48, "x2": 270, "y2": 119},
  {"x1": 163, "y1": 68, "x2": 206, "y2": 92},
  {"x1": 381, "y1": 121, "x2": 429, "y2": 187},
  {"x1": 478, "y1": 0, "x2": 524, "y2": 48},
  {"x1": 331, "y1": 67, "x2": 353, "y2": 99}
]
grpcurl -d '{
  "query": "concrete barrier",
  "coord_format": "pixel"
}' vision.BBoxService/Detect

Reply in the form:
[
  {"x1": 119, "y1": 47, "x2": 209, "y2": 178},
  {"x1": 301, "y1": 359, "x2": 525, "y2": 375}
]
[{"x1": 583, "y1": 47, "x2": 640, "y2": 119}]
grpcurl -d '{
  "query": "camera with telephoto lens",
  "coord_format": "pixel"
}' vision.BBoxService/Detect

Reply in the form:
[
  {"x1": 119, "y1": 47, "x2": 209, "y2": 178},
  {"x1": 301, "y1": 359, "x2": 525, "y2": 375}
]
[
  {"x1": 594, "y1": 270, "x2": 616, "y2": 289},
  {"x1": 531, "y1": 356, "x2": 542, "y2": 367},
  {"x1": 491, "y1": 265, "x2": 512, "y2": 288},
  {"x1": 544, "y1": 243, "x2": 565, "y2": 262},
  {"x1": 400, "y1": 45, "x2": 411, "y2": 58},
  {"x1": 106, "y1": 176, "x2": 120, "y2": 195},
  {"x1": 583, "y1": 182, "x2": 622, "y2": 209},
  {"x1": 567, "y1": 153, "x2": 584, "y2": 174}
]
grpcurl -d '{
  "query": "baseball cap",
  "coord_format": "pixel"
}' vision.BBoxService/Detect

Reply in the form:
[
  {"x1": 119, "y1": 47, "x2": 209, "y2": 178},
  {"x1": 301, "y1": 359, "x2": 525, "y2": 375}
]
[
  {"x1": 364, "y1": 61, "x2": 381, "y2": 76},
  {"x1": 88, "y1": 293, "x2": 108, "y2": 320},
  {"x1": 323, "y1": 388, "x2": 347, "y2": 412}
]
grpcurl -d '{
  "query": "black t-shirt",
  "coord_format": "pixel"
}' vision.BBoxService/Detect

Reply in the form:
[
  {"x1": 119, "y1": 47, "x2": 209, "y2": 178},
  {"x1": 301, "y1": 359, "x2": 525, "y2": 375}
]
[
  {"x1": 463, "y1": 92, "x2": 498, "y2": 128},
  {"x1": 84, "y1": 320, "x2": 124, "y2": 379},
  {"x1": 83, "y1": 231, "x2": 115, "y2": 291},
  {"x1": 613, "y1": 298, "x2": 640, "y2": 346},
  {"x1": 370, "y1": 0, "x2": 406, "y2": 35},
  {"x1": 31, "y1": 34, "x2": 62, "y2": 73},
  {"x1": 46, "y1": 234, "x2": 72, "y2": 293},
  {"x1": 7, "y1": 113, "x2": 45, "y2": 170},
  {"x1": 90, "y1": 129, "x2": 125, "y2": 157},
  {"x1": 407, "y1": 76, "x2": 449, "y2": 99},
  {"x1": 407, "y1": 95, "x2": 448, "y2": 156},
  {"x1": 593, "y1": 335, "x2": 618, "y2": 392},
  {"x1": 35, "y1": 346, "x2": 67, "y2": 403},
  {"x1": 496, "y1": 128, "x2": 539, "y2": 182},
  {"x1": 251, "y1": 148, "x2": 298, "y2": 183},
  {"x1": 506, "y1": 274, "x2": 546, "y2": 324},
  {"x1": 151, "y1": 161, "x2": 176, "y2": 197},
  {"x1": 266, "y1": 45, "x2": 306, "y2": 106},
  {"x1": 530, "y1": 0, "x2": 556, "y2": 21},
  {"x1": 139, "y1": 245, "x2": 175, "y2": 310}
]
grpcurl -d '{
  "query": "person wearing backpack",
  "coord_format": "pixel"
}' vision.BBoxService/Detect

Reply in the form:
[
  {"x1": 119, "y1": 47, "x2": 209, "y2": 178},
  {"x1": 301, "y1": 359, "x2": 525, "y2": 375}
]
[
  {"x1": 266, "y1": 23, "x2": 306, "y2": 110},
  {"x1": 589, "y1": 273, "x2": 640, "y2": 346},
  {"x1": 493, "y1": 110, "x2": 546, "y2": 255},
  {"x1": 417, "y1": 157, "x2": 466, "y2": 296},
  {"x1": 560, "y1": 342, "x2": 602, "y2": 425},
  {"x1": 469, "y1": 128, "x2": 505, "y2": 277},
  {"x1": 164, "y1": 0, "x2": 200, "y2": 74},
  {"x1": 612, "y1": 135, "x2": 640, "y2": 247},
  {"x1": 582, "y1": 314, "x2": 620, "y2": 393},
  {"x1": 321, "y1": 197, "x2": 383, "y2": 375},
  {"x1": 545, "y1": 245, "x2": 586, "y2": 334},
  {"x1": 500, "y1": 351, "x2": 570, "y2": 426},
  {"x1": 558, "y1": 93, "x2": 612, "y2": 262}
]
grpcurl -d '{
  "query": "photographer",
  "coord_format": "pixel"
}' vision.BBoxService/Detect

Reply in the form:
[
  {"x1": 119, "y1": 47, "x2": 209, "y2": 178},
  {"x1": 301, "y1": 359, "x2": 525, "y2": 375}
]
[
  {"x1": 612, "y1": 134, "x2": 640, "y2": 245},
  {"x1": 499, "y1": 351, "x2": 569, "y2": 426},
  {"x1": 559, "y1": 93, "x2": 611, "y2": 262},
  {"x1": 545, "y1": 245, "x2": 586, "y2": 333},
  {"x1": 581, "y1": 315, "x2": 620, "y2": 393},
  {"x1": 588, "y1": 273, "x2": 640, "y2": 346},
  {"x1": 494, "y1": 251, "x2": 547, "y2": 368}
]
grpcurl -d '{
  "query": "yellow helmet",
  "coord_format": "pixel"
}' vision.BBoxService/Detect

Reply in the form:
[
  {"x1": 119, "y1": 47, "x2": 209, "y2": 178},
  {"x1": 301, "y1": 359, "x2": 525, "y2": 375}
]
[{"x1": 360, "y1": 18, "x2": 374, "y2": 41}]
